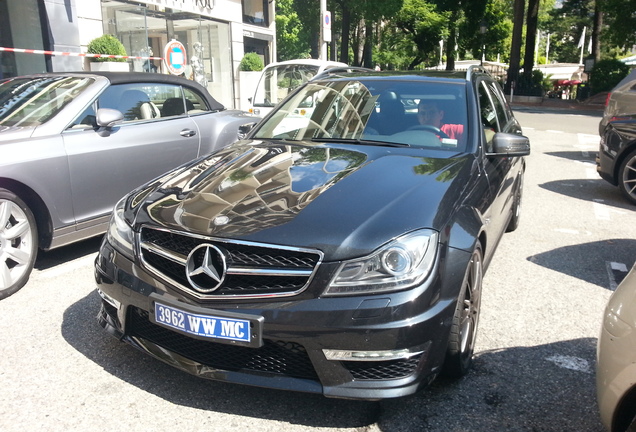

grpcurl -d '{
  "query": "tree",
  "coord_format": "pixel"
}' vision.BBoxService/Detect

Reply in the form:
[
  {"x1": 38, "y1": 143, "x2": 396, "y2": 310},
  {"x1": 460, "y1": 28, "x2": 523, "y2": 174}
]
[
  {"x1": 331, "y1": 0, "x2": 403, "y2": 66},
  {"x1": 389, "y1": 0, "x2": 448, "y2": 69},
  {"x1": 601, "y1": 0, "x2": 636, "y2": 49},
  {"x1": 506, "y1": 0, "x2": 525, "y2": 93},
  {"x1": 275, "y1": 0, "x2": 310, "y2": 61},
  {"x1": 523, "y1": 0, "x2": 540, "y2": 78}
]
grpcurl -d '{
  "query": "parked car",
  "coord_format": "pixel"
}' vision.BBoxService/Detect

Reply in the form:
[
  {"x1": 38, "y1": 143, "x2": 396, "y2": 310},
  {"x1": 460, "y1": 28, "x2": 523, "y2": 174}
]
[
  {"x1": 597, "y1": 69, "x2": 636, "y2": 205},
  {"x1": 94, "y1": 66, "x2": 530, "y2": 400},
  {"x1": 248, "y1": 59, "x2": 348, "y2": 117},
  {"x1": 0, "y1": 71, "x2": 257, "y2": 299},
  {"x1": 597, "y1": 261, "x2": 636, "y2": 432}
]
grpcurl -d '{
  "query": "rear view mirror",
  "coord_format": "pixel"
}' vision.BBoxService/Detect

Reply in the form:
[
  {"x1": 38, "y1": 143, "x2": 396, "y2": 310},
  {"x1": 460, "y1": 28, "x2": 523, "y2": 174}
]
[
  {"x1": 96, "y1": 108, "x2": 124, "y2": 128},
  {"x1": 488, "y1": 133, "x2": 530, "y2": 157},
  {"x1": 238, "y1": 122, "x2": 258, "y2": 140}
]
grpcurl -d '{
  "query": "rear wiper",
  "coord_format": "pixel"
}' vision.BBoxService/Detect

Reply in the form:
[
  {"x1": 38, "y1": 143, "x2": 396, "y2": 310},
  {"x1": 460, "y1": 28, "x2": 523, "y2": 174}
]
[{"x1": 311, "y1": 137, "x2": 410, "y2": 147}]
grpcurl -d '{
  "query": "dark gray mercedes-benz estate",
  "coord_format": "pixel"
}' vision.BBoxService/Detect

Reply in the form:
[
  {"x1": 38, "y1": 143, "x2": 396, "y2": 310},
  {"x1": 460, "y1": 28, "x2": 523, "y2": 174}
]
[{"x1": 95, "y1": 66, "x2": 530, "y2": 400}]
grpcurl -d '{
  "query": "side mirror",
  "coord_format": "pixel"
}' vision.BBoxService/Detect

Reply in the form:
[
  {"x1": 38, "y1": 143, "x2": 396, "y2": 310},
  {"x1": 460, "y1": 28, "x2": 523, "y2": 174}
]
[
  {"x1": 248, "y1": 97, "x2": 252, "y2": 103},
  {"x1": 237, "y1": 122, "x2": 258, "y2": 140},
  {"x1": 487, "y1": 132, "x2": 530, "y2": 157},
  {"x1": 96, "y1": 108, "x2": 124, "y2": 128}
]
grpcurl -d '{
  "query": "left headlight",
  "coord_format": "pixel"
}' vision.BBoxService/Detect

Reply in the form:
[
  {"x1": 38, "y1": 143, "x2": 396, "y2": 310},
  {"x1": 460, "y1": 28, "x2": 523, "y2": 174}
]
[
  {"x1": 325, "y1": 229, "x2": 438, "y2": 296},
  {"x1": 106, "y1": 196, "x2": 135, "y2": 260}
]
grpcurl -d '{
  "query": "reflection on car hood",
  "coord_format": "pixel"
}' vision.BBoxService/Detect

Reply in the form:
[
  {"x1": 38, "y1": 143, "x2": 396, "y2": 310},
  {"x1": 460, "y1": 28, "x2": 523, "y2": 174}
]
[
  {"x1": 0, "y1": 125, "x2": 34, "y2": 141},
  {"x1": 133, "y1": 140, "x2": 472, "y2": 260}
]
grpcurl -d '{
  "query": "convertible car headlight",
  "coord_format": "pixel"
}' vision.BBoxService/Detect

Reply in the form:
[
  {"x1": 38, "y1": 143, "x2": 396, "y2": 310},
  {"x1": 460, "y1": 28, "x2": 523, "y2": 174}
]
[
  {"x1": 106, "y1": 196, "x2": 135, "y2": 260},
  {"x1": 325, "y1": 229, "x2": 438, "y2": 296}
]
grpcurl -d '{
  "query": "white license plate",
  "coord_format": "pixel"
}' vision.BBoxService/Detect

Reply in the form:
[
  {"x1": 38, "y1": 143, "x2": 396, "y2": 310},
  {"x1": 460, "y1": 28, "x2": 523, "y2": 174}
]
[{"x1": 154, "y1": 302, "x2": 251, "y2": 343}]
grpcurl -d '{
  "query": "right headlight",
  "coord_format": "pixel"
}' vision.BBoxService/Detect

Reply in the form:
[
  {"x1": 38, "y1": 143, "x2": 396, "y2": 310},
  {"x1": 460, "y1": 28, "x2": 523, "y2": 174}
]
[
  {"x1": 106, "y1": 196, "x2": 134, "y2": 260},
  {"x1": 325, "y1": 229, "x2": 438, "y2": 296}
]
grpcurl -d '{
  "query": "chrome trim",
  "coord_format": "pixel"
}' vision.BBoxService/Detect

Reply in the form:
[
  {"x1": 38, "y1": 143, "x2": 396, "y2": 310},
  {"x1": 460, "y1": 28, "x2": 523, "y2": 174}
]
[
  {"x1": 137, "y1": 225, "x2": 324, "y2": 300},
  {"x1": 227, "y1": 267, "x2": 313, "y2": 277},
  {"x1": 141, "y1": 241, "x2": 187, "y2": 265}
]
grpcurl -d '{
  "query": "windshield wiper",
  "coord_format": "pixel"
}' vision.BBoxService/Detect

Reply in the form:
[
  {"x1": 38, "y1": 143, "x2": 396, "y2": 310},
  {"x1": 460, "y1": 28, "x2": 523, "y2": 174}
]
[{"x1": 310, "y1": 137, "x2": 410, "y2": 147}]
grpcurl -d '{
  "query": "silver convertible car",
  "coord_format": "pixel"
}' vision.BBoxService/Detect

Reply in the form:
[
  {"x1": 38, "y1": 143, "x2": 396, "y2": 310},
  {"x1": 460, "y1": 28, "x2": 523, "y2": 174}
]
[{"x1": 0, "y1": 72, "x2": 257, "y2": 299}]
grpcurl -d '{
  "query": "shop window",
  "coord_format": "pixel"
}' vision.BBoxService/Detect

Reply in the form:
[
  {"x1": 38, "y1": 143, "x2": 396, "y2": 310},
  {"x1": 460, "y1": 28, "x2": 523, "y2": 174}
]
[{"x1": 242, "y1": 0, "x2": 268, "y2": 26}]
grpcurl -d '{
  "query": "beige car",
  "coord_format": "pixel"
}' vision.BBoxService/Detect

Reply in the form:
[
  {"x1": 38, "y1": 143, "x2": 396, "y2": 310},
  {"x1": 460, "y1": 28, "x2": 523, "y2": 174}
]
[{"x1": 597, "y1": 261, "x2": 636, "y2": 432}]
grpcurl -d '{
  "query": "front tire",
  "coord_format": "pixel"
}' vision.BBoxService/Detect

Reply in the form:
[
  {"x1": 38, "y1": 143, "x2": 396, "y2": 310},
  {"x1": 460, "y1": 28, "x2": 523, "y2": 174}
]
[
  {"x1": 506, "y1": 169, "x2": 524, "y2": 232},
  {"x1": 0, "y1": 189, "x2": 38, "y2": 299},
  {"x1": 619, "y1": 149, "x2": 636, "y2": 205},
  {"x1": 443, "y1": 242, "x2": 483, "y2": 378}
]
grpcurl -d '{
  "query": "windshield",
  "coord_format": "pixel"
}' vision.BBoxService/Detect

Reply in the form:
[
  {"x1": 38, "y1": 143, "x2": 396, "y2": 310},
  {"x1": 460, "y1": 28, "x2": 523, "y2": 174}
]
[
  {"x1": 0, "y1": 76, "x2": 94, "y2": 127},
  {"x1": 252, "y1": 78, "x2": 469, "y2": 151},
  {"x1": 252, "y1": 64, "x2": 321, "y2": 108}
]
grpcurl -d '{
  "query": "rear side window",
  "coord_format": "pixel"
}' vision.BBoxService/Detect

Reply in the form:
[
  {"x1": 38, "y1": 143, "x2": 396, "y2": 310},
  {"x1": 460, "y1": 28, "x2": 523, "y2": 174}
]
[{"x1": 70, "y1": 83, "x2": 214, "y2": 128}]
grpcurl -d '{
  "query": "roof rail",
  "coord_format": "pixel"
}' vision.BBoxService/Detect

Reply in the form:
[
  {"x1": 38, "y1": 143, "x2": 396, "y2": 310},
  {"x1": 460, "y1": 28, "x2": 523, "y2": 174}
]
[
  {"x1": 313, "y1": 66, "x2": 375, "y2": 80},
  {"x1": 466, "y1": 64, "x2": 490, "y2": 80}
]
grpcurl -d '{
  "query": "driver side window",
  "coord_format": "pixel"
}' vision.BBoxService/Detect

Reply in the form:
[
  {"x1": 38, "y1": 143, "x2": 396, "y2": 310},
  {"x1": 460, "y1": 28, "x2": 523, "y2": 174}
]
[{"x1": 478, "y1": 81, "x2": 501, "y2": 151}]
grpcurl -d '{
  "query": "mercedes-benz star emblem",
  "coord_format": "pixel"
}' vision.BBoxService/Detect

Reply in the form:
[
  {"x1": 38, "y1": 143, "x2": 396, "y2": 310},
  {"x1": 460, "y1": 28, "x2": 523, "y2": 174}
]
[{"x1": 185, "y1": 244, "x2": 227, "y2": 293}]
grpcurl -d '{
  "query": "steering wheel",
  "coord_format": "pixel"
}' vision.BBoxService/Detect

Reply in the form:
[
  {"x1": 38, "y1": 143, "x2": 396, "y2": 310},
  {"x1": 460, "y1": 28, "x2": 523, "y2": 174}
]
[{"x1": 407, "y1": 124, "x2": 451, "y2": 139}]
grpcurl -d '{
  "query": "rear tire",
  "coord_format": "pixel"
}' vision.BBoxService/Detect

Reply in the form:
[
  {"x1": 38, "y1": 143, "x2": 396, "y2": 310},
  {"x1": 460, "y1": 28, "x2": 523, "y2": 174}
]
[
  {"x1": 443, "y1": 242, "x2": 483, "y2": 378},
  {"x1": 0, "y1": 189, "x2": 38, "y2": 299},
  {"x1": 618, "y1": 149, "x2": 636, "y2": 205},
  {"x1": 506, "y1": 170, "x2": 524, "y2": 232}
]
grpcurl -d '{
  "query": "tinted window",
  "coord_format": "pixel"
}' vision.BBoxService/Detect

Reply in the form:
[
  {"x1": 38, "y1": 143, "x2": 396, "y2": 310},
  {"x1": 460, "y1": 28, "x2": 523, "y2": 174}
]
[{"x1": 254, "y1": 79, "x2": 468, "y2": 151}]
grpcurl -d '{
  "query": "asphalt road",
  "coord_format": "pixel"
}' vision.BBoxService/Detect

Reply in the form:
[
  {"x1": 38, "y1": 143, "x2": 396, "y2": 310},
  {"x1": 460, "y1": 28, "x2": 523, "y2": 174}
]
[{"x1": 1, "y1": 105, "x2": 631, "y2": 432}]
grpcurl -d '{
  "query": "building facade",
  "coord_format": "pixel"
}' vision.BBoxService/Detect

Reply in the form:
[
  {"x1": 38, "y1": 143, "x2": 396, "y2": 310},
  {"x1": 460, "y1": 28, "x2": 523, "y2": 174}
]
[{"x1": 0, "y1": 0, "x2": 276, "y2": 109}]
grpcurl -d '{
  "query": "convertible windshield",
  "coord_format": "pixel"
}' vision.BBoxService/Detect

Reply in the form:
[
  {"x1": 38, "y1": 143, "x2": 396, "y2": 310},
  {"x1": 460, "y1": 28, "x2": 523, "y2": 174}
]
[
  {"x1": 252, "y1": 79, "x2": 469, "y2": 151},
  {"x1": 0, "y1": 76, "x2": 94, "y2": 127}
]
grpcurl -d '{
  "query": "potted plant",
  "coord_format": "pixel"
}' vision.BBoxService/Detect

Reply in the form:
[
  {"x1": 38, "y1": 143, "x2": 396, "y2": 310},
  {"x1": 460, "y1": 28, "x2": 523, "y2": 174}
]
[
  {"x1": 239, "y1": 52, "x2": 264, "y2": 110},
  {"x1": 86, "y1": 34, "x2": 129, "y2": 72}
]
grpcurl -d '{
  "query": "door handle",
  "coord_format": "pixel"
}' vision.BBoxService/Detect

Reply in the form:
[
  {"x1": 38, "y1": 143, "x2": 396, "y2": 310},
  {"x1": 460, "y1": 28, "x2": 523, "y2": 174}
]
[{"x1": 180, "y1": 129, "x2": 196, "y2": 137}]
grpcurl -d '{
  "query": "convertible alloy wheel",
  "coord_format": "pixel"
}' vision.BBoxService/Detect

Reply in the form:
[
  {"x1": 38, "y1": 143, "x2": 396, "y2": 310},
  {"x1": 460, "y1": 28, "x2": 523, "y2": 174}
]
[
  {"x1": 0, "y1": 189, "x2": 38, "y2": 299},
  {"x1": 443, "y1": 243, "x2": 483, "y2": 378},
  {"x1": 619, "y1": 149, "x2": 636, "y2": 205}
]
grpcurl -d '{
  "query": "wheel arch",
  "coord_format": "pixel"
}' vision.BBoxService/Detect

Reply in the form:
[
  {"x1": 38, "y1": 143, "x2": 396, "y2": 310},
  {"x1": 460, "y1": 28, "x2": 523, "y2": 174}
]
[
  {"x1": 0, "y1": 178, "x2": 53, "y2": 249},
  {"x1": 612, "y1": 384, "x2": 636, "y2": 432},
  {"x1": 613, "y1": 139, "x2": 636, "y2": 183}
]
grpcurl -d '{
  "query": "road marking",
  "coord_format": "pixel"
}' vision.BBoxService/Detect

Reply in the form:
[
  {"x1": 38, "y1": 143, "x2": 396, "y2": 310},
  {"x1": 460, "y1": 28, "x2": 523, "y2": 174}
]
[
  {"x1": 553, "y1": 228, "x2": 592, "y2": 235},
  {"x1": 607, "y1": 261, "x2": 628, "y2": 291},
  {"x1": 577, "y1": 133, "x2": 599, "y2": 145},
  {"x1": 39, "y1": 255, "x2": 96, "y2": 279},
  {"x1": 593, "y1": 199, "x2": 610, "y2": 220},
  {"x1": 587, "y1": 168, "x2": 598, "y2": 179},
  {"x1": 546, "y1": 130, "x2": 564, "y2": 134},
  {"x1": 545, "y1": 355, "x2": 591, "y2": 374}
]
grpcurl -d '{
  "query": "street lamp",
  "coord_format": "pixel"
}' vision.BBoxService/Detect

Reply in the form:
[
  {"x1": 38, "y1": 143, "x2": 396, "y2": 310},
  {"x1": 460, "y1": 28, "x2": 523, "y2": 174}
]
[{"x1": 479, "y1": 19, "x2": 488, "y2": 65}]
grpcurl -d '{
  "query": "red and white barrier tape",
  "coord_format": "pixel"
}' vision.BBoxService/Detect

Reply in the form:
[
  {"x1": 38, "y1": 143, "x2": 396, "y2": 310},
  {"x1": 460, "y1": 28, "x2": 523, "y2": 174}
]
[{"x1": 0, "y1": 46, "x2": 163, "y2": 60}]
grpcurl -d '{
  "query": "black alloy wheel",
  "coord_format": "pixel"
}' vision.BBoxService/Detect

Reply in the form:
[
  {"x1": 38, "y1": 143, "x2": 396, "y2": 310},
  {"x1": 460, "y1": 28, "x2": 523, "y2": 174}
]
[
  {"x1": 619, "y1": 149, "x2": 636, "y2": 205},
  {"x1": 443, "y1": 242, "x2": 483, "y2": 378}
]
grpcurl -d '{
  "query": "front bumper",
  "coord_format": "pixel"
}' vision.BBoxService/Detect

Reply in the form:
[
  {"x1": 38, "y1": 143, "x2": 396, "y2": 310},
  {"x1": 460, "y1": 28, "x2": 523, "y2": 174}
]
[
  {"x1": 597, "y1": 309, "x2": 636, "y2": 431},
  {"x1": 95, "y1": 238, "x2": 464, "y2": 400}
]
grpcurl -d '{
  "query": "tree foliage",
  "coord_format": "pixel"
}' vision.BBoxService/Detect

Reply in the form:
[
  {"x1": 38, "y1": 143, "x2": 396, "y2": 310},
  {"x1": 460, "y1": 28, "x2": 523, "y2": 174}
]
[
  {"x1": 275, "y1": 0, "x2": 310, "y2": 61},
  {"x1": 274, "y1": 0, "x2": 635, "y2": 77}
]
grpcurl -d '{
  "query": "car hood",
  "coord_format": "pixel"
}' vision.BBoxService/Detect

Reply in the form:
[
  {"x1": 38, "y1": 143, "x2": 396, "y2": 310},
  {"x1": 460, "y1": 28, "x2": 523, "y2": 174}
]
[
  {"x1": 132, "y1": 140, "x2": 473, "y2": 260},
  {"x1": 0, "y1": 125, "x2": 34, "y2": 140}
]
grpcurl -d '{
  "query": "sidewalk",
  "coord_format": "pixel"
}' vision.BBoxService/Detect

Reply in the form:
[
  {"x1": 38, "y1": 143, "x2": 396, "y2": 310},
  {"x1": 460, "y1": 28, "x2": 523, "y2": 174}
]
[{"x1": 510, "y1": 93, "x2": 606, "y2": 113}]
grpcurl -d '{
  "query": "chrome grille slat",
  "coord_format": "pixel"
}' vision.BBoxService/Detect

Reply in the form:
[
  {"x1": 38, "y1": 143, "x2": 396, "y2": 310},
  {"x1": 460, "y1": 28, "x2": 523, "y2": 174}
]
[{"x1": 138, "y1": 226, "x2": 322, "y2": 299}]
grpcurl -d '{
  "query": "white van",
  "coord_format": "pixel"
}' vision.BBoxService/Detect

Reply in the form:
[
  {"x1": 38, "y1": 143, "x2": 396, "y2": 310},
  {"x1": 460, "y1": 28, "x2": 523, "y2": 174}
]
[{"x1": 248, "y1": 59, "x2": 348, "y2": 117}]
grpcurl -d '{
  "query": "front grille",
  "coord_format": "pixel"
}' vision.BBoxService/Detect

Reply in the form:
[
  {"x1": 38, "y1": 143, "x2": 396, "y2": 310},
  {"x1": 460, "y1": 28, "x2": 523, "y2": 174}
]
[
  {"x1": 139, "y1": 227, "x2": 322, "y2": 298},
  {"x1": 128, "y1": 307, "x2": 319, "y2": 380},
  {"x1": 343, "y1": 356, "x2": 422, "y2": 380}
]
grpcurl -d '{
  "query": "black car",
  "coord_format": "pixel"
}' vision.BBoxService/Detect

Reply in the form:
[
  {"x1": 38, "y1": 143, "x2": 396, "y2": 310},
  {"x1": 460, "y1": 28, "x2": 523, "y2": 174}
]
[
  {"x1": 94, "y1": 66, "x2": 530, "y2": 400},
  {"x1": 597, "y1": 69, "x2": 636, "y2": 205}
]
